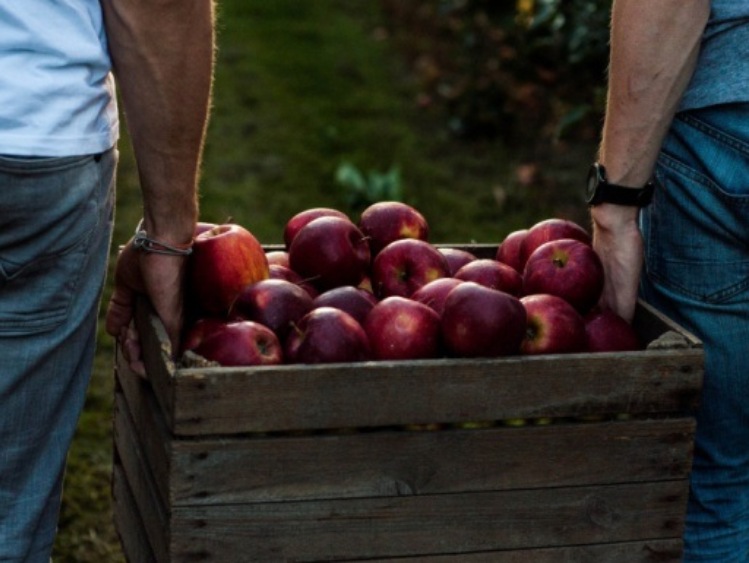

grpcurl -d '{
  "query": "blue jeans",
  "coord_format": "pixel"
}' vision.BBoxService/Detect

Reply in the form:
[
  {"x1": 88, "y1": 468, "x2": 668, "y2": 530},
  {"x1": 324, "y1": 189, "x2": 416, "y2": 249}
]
[
  {"x1": 0, "y1": 150, "x2": 116, "y2": 562},
  {"x1": 642, "y1": 103, "x2": 749, "y2": 561}
]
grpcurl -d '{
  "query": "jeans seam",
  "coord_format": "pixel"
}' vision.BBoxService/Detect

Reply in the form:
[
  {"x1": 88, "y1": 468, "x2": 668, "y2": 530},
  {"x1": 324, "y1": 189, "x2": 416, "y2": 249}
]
[
  {"x1": 679, "y1": 111, "x2": 749, "y2": 158},
  {"x1": 0, "y1": 154, "x2": 95, "y2": 174},
  {"x1": 657, "y1": 152, "x2": 749, "y2": 207},
  {"x1": 647, "y1": 266, "x2": 749, "y2": 304}
]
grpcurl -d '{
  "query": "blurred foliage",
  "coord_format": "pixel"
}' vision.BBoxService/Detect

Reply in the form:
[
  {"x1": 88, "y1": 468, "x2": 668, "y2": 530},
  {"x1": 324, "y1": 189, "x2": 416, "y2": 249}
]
[
  {"x1": 335, "y1": 161, "x2": 403, "y2": 211},
  {"x1": 380, "y1": 0, "x2": 610, "y2": 142}
]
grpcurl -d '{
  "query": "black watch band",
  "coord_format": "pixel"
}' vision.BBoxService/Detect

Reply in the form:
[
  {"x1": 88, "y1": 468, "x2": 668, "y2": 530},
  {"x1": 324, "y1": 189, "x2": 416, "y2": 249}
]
[{"x1": 586, "y1": 162, "x2": 654, "y2": 207}]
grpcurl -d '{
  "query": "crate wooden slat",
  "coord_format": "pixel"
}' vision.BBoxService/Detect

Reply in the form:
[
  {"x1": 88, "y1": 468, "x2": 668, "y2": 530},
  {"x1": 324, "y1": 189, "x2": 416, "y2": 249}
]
[
  {"x1": 116, "y1": 366, "x2": 695, "y2": 508},
  {"x1": 354, "y1": 541, "x2": 685, "y2": 563},
  {"x1": 113, "y1": 462, "x2": 157, "y2": 563},
  {"x1": 115, "y1": 380, "x2": 689, "y2": 562},
  {"x1": 136, "y1": 296, "x2": 702, "y2": 437},
  {"x1": 112, "y1": 459, "x2": 684, "y2": 562},
  {"x1": 115, "y1": 243, "x2": 703, "y2": 562}
]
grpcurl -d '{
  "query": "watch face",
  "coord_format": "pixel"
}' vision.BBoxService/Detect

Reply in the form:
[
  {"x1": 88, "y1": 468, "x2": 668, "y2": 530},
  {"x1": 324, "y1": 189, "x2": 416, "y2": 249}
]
[
  {"x1": 585, "y1": 164, "x2": 600, "y2": 203},
  {"x1": 585, "y1": 162, "x2": 655, "y2": 207}
]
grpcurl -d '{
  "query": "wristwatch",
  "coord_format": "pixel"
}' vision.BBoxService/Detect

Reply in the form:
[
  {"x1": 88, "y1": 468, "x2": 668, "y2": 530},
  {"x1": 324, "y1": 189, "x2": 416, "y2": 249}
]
[{"x1": 585, "y1": 162, "x2": 655, "y2": 207}]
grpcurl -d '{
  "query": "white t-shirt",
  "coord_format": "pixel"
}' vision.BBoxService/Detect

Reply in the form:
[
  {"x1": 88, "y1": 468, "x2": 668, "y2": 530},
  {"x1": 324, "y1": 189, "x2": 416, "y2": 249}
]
[{"x1": 0, "y1": 1, "x2": 119, "y2": 156}]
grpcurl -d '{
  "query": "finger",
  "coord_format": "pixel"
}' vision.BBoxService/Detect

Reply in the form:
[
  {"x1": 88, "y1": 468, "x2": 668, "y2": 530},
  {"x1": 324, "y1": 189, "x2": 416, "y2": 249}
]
[
  {"x1": 119, "y1": 325, "x2": 147, "y2": 378},
  {"x1": 105, "y1": 286, "x2": 135, "y2": 338}
]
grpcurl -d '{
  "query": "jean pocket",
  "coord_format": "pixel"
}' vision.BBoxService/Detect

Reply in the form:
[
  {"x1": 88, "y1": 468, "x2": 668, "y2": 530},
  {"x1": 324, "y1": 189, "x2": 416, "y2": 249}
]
[
  {"x1": 0, "y1": 235, "x2": 96, "y2": 335},
  {"x1": 644, "y1": 156, "x2": 749, "y2": 305},
  {"x1": 0, "y1": 154, "x2": 105, "y2": 335}
]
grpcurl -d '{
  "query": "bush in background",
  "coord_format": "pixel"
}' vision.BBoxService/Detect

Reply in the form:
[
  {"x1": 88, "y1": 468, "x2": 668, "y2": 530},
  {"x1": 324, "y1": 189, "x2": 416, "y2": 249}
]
[{"x1": 380, "y1": 0, "x2": 610, "y2": 143}]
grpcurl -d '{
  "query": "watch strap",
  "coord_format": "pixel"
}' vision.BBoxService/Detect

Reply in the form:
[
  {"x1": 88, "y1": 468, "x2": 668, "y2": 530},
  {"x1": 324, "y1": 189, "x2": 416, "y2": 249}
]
[
  {"x1": 587, "y1": 163, "x2": 654, "y2": 207},
  {"x1": 593, "y1": 182, "x2": 654, "y2": 206}
]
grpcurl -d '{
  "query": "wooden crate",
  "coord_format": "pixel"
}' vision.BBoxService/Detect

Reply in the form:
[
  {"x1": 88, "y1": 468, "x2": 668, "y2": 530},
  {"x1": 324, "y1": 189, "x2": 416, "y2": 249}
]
[{"x1": 113, "y1": 245, "x2": 703, "y2": 562}]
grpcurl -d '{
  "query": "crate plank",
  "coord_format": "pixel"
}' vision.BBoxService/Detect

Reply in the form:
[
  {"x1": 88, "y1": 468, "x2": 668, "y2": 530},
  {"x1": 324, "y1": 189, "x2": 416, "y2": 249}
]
[
  {"x1": 169, "y1": 349, "x2": 701, "y2": 436},
  {"x1": 116, "y1": 384, "x2": 689, "y2": 560},
  {"x1": 135, "y1": 299, "x2": 177, "y2": 429},
  {"x1": 113, "y1": 461, "x2": 157, "y2": 563},
  {"x1": 115, "y1": 371, "x2": 692, "y2": 560},
  {"x1": 135, "y1": 291, "x2": 702, "y2": 437},
  {"x1": 358, "y1": 539, "x2": 683, "y2": 562},
  {"x1": 115, "y1": 360, "x2": 173, "y2": 507},
  {"x1": 169, "y1": 418, "x2": 694, "y2": 506},
  {"x1": 168, "y1": 481, "x2": 687, "y2": 561},
  {"x1": 116, "y1": 352, "x2": 695, "y2": 507},
  {"x1": 114, "y1": 386, "x2": 171, "y2": 562}
]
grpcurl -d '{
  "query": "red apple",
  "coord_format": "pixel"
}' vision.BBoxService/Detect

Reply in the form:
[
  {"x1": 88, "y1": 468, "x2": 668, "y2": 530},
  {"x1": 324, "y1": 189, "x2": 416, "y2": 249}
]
[
  {"x1": 441, "y1": 282, "x2": 526, "y2": 358},
  {"x1": 268, "y1": 264, "x2": 319, "y2": 298},
  {"x1": 411, "y1": 277, "x2": 465, "y2": 317},
  {"x1": 265, "y1": 250, "x2": 290, "y2": 268},
  {"x1": 454, "y1": 259, "x2": 523, "y2": 296},
  {"x1": 312, "y1": 285, "x2": 378, "y2": 326},
  {"x1": 519, "y1": 218, "x2": 591, "y2": 270},
  {"x1": 364, "y1": 296, "x2": 442, "y2": 360},
  {"x1": 181, "y1": 317, "x2": 225, "y2": 354},
  {"x1": 188, "y1": 224, "x2": 270, "y2": 315},
  {"x1": 496, "y1": 228, "x2": 528, "y2": 272},
  {"x1": 584, "y1": 307, "x2": 642, "y2": 352},
  {"x1": 371, "y1": 238, "x2": 450, "y2": 299},
  {"x1": 358, "y1": 201, "x2": 429, "y2": 255},
  {"x1": 283, "y1": 207, "x2": 350, "y2": 249},
  {"x1": 288, "y1": 216, "x2": 371, "y2": 292},
  {"x1": 439, "y1": 247, "x2": 478, "y2": 276},
  {"x1": 520, "y1": 294, "x2": 586, "y2": 355},
  {"x1": 231, "y1": 279, "x2": 314, "y2": 340},
  {"x1": 522, "y1": 238, "x2": 604, "y2": 314},
  {"x1": 182, "y1": 318, "x2": 283, "y2": 367},
  {"x1": 285, "y1": 307, "x2": 371, "y2": 364}
]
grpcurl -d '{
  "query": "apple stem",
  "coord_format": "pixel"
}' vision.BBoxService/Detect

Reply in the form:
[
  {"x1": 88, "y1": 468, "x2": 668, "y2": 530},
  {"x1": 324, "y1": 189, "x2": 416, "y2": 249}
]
[{"x1": 551, "y1": 251, "x2": 568, "y2": 268}]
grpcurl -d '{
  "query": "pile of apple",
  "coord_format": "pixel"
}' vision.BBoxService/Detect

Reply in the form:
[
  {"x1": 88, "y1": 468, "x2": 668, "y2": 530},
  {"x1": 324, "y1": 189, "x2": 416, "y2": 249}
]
[{"x1": 181, "y1": 202, "x2": 641, "y2": 367}]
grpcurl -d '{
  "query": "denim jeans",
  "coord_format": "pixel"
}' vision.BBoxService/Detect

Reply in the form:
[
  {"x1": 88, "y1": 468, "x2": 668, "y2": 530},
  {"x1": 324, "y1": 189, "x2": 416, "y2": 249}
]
[
  {"x1": 0, "y1": 149, "x2": 116, "y2": 562},
  {"x1": 641, "y1": 103, "x2": 749, "y2": 561}
]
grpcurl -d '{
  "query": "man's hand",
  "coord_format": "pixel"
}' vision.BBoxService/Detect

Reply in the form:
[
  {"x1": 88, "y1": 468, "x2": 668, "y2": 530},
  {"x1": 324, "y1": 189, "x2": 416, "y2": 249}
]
[
  {"x1": 591, "y1": 204, "x2": 643, "y2": 323},
  {"x1": 106, "y1": 242, "x2": 188, "y2": 376}
]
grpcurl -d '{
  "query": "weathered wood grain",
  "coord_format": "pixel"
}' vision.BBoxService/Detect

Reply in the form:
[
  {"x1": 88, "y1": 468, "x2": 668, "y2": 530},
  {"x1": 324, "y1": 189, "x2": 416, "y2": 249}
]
[
  {"x1": 117, "y1": 356, "x2": 695, "y2": 507},
  {"x1": 168, "y1": 480, "x2": 687, "y2": 561},
  {"x1": 357, "y1": 539, "x2": 684, "y2": 562},
  {"x1": 134, "y1": 262, "x2": 703, "y2": 438},
  {"x1": 134, "y1": 300, "x2": 177, "y2": 429},
  {"x1": 112, "y1": 461, "x2": 157, "y2": 563},
  {"x1": 164, "y1": 348, "x2": 701, "y2": 436},
  {"x1": 114, "y1": 382, "x2": 171, "y2": 562}
]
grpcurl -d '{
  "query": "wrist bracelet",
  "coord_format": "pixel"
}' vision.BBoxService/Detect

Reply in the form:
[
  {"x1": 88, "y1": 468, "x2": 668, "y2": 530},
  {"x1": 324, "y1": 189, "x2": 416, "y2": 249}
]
[{"x1": 132, "y1": 219, "x2": 194, "y2": 256}]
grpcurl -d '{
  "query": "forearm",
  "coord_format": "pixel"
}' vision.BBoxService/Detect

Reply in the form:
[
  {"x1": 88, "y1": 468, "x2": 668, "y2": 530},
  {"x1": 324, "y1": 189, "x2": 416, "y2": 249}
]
[
  {"x1": 101, "y1": 0, "x2": 215, "y2": 244},
  {"x1": 598, "y1": 0, "x2": 710, "y2": 189},
  {"x1": 590, "y1": 0, "x2": 709, "y2": 321}
]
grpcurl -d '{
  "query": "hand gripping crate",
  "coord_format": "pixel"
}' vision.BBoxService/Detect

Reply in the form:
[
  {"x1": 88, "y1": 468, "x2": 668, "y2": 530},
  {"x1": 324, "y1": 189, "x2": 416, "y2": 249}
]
[{"x1": 113, "y1": 245, "x2": 703, "y2": 563}]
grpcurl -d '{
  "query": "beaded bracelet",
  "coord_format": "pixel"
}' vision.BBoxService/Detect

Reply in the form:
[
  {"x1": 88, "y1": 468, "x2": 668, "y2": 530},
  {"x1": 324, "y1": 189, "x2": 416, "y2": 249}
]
[{"x1": 132, "y1": 219, "x2": 194, "y2": 256}]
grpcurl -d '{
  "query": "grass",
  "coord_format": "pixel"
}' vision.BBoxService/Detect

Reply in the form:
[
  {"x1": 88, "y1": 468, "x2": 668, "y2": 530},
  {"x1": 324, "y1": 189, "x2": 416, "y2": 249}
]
[{"x1": 52, "y1": 1, "x2": 594, "y2": 559}]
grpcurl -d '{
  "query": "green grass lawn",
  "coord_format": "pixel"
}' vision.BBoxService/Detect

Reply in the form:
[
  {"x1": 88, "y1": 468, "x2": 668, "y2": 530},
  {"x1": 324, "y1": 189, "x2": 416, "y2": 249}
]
[{"x1": 52, "y1": 1, "x2": 594, "y2": 560}]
